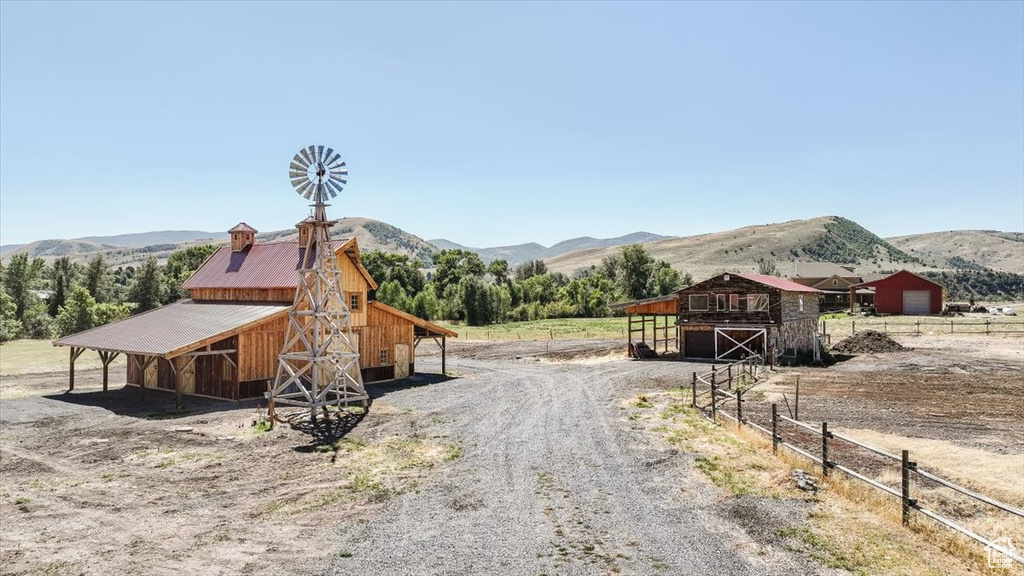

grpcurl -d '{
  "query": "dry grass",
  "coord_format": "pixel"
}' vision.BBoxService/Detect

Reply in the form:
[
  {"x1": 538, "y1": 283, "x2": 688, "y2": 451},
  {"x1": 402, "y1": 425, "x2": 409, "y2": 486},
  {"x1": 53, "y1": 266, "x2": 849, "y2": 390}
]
[
  {"x1": 628, "y1": 389, "x2": 999, "y2": 575},
  {"x1": 0, "y1": 339, "x2": 125, "y2": 376},
  {"x1": 441, "y1": 317, "x2": 629, "y2": 341},
  {"x1": 823, "y1": 314, "x2": 1024, "y2": 339}
]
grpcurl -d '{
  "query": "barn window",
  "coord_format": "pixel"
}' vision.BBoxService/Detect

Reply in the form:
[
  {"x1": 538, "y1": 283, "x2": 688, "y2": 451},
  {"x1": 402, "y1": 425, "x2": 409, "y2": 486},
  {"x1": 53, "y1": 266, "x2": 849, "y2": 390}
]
[
  {"x1": 380, "y1": 349, "x2": 388, "y2": 365},
  {"x1": 729, "y1": 294, "x2": 739, "y2": 311},
  {"x1": 832, "y1": 279, "x2": 838, "y2": 286},
  {"x1": 799, "y1": 295, "x2": 805, "y2": 312},
  {"x1": 747, "y1": 294, "x2": 768, "y2": 311},
  {"x1": 717, "y1": 294, "x2": 727, "y2": 311},
  {"x1": 688, "y1": 294, "x2": 709, "y2": 311},
  {"x1": 349, "y1": 293, "x2": 361, "y2": 310}
]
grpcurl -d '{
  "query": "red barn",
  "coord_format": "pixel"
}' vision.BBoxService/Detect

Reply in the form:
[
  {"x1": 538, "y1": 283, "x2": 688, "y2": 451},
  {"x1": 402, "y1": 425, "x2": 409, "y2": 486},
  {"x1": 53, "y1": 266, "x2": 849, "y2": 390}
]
[{"x1": 850, "y1": 270, "x2": 943, "y2": 315}]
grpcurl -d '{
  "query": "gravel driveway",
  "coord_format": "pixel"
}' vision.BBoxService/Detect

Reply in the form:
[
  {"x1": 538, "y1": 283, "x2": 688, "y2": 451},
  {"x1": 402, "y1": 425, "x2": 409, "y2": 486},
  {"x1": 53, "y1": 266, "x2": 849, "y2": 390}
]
[{"x1": 321, "y1": 341, "x2": 827, "y2": 575}]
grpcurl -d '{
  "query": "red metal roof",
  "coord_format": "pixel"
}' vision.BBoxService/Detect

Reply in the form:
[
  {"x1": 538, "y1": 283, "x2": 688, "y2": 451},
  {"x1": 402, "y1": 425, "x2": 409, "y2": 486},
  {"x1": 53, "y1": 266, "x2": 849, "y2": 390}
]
[
  {"x1": 735, "y1": 273, "x2": 823, "y2": 293},
  {"x1": 182, "y1": 242, "x2": 309, "y2": 289}
]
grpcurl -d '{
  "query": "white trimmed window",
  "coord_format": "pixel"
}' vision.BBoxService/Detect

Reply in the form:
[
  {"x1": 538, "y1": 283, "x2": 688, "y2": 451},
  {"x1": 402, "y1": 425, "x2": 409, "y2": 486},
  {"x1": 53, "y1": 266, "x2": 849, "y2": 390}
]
[
  {"x1": 717, "y1": 294, "x2": 727, "y2": 311},
  {"x1": 380, "y1": 349, "x2": 389, "y2": 365},
  {"x1": 689, "y1": 294, "x2": 709, "y2": 311},
  {"x1": 729, "y1": 294, "x2": 739, "y2": 311},
  {"x1": 747, "y1": 294, "x2": 768, "y2": 312},
  {"x1": 349, "y1": 293, "x2": 361, "y2": 310}
]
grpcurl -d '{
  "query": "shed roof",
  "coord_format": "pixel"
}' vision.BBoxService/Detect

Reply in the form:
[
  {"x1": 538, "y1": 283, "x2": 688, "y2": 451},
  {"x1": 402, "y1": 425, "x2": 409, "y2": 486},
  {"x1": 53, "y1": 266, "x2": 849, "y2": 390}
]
[
  {"x1": 53, "y1": 301, "x2": 289, "y2": 358},
  {"x1": 735, "y1": 273, "x2": 823, "y2": 293},
  {"x1": 368, "y1": 301, "x2": 458, "y2": 338},
  {"x1": 610, "y1": 294, "x2": 679, "y2": 314},
  {"x1": 182, "y1": 238, "x2": 377, "y2": 291}
]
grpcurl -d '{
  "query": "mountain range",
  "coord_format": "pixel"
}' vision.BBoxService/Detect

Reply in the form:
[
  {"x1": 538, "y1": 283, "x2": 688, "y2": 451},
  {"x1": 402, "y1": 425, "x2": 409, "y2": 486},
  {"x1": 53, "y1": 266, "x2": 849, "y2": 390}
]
[
  {"x1": 428, "y1": 232, "x2": 670, "y2": 265},
  {"x1": 1, "y1": 217, "x2": 1020, "y2": 279}
]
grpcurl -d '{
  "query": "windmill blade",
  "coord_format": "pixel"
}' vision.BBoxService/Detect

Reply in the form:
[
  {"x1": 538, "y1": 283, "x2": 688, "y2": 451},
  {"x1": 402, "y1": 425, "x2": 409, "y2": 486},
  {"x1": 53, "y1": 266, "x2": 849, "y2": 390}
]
[
  {"x1": 289, "y1": 161, "x2": 308, "y2": 172},
  {"x1": 298, "y1": 147, "x2": 314, "y2": 166},
  {"x1": 316, "y1": 145, "x2": 326, "y2": 164},
  {"x1": 325, "y1": 179, "x2": 342, "y2": 197},
  {"x1": 324, "y1": 147, "x2": 337, "y2": 165},
  {"x1": 289, "y1": 170, "x2": 307, "y2": 180},
  {"x1": 305, "y1": 145, "x2": 318, "y2": 165},
  {"x1": 291, "y1": 154, "x2": 309, "y2": 169},
  {"x1": 327, "y1": 157, "x2": 346, "y2": 170},
  {"x1": 296, "y1": 180, "x2": 315, "y2": 199}
]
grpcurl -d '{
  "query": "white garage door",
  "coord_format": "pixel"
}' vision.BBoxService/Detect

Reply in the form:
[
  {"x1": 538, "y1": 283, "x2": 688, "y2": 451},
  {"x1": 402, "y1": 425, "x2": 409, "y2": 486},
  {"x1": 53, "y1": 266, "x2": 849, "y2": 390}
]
[{"x1": 903, "y1": 290, "x2": 931, "y2": 315}]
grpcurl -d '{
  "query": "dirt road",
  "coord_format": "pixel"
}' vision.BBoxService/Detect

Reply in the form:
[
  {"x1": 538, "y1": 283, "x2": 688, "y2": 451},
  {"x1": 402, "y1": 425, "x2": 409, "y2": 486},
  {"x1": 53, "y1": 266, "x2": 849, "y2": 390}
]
[
  {"x1": 1, "y1": 340, "x2": 829, "y2": 575},
  {"x1": 322, "y1": 342, "x2": 825, "y2": 575}
]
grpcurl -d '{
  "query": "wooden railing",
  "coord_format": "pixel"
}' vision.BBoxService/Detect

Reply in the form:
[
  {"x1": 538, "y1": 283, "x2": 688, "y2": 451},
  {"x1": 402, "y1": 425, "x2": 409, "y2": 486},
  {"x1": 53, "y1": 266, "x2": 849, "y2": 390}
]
[{"x1": 687, "y1": 377, "x2": 1024, "y2": 566}]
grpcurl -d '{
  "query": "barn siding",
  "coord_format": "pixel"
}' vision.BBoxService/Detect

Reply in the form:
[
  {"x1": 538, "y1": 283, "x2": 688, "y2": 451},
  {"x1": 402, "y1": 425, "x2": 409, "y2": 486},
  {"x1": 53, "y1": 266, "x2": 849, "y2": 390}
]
[
  {"x1": 190, "y1": 287, "x2": 295, "y2": 303},
  {"x1": 862, "y1": 271, "x2": 943, "y2": 315},
  {"x1": 677, "y1": 276, "x2": 782, "y2": 325}
]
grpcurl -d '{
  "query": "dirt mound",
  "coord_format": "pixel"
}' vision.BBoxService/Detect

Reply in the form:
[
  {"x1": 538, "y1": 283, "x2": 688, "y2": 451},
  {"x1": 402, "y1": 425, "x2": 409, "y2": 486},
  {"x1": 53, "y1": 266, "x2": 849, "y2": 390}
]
[{"x1": 831, "y1": 330, "x2": 907, "y2": 354}]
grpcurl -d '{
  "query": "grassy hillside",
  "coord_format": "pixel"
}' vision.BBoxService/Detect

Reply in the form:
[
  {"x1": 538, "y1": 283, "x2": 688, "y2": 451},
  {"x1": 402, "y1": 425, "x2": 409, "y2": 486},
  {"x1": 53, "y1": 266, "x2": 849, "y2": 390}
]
[
  {"x1": 887, "y1": 230, "x2": 1024, "y2": 274},
  {"x1": 545, "y1": 216, "x2": 923, "y2": 279}
]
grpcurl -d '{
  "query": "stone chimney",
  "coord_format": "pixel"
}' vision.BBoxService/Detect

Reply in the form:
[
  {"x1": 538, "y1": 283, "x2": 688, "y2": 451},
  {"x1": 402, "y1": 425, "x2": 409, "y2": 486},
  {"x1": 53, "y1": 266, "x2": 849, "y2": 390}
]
[{"x1": 229, "y1": 222, "x2": 257, "y2": 252}]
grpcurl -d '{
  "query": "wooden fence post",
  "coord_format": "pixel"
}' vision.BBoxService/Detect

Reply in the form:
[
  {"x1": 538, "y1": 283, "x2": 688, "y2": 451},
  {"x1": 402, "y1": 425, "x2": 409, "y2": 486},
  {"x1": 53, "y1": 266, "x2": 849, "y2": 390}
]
[
  {"x1": 916, "y1": 321, "x2": 920, "y2": 335},
  {"x1": 986, "y1": 320, "x2": 990, "y2": 334},
  {"x1": 771, "y1": 404, "x2": 779, "y2": 454},
  {"x1": 727, "y1": 364, "x2": 733, "y2": 390},
  {"x1": 736, "y1": 389, "x2": 743, "y2": 424},
  {"x1": 821, "y1": 422, "x2": 831, "y2": 477},
  {"x1": 710, "y1": 369, "x2": 718, "y2": 421},
  {"x1": 691, "y1": 372, "x2": 697, "y2": 408},
  {"x1": 902, "y1": 449, "x2": 912, "y2": 526},
  {"x1": 852, "y1": 320, "x2": 856, "y2": 335},
  {"x1": 794, "y1": 375, "x2": 800, "y2": 421},
  {"x1": 950, "y1": 320, "x2": 954, "y2": 333}
]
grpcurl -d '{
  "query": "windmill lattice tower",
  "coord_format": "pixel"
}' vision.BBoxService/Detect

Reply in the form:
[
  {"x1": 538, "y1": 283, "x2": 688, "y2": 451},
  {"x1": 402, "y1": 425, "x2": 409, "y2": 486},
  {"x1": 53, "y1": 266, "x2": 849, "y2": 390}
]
[{"x1": 267, "y1": 145, "x2": 368, "y2": 419}]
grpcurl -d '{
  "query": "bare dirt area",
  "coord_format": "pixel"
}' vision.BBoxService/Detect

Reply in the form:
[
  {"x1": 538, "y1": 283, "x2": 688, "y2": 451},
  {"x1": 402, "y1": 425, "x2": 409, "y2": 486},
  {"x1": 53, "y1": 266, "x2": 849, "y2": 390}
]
[{"x1": 2, "y1": 340, "x2": 841, "y2": 576}]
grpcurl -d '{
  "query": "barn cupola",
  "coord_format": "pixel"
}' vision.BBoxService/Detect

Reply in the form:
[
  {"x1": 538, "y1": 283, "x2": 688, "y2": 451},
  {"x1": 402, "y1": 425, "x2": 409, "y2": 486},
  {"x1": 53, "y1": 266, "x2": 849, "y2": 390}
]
[
  {"x1": 229, "y1": 222, "x2": 257, "y2": 252},
  {"x1": 296, "y1": 216, "x2": 316, "y2": 248}
]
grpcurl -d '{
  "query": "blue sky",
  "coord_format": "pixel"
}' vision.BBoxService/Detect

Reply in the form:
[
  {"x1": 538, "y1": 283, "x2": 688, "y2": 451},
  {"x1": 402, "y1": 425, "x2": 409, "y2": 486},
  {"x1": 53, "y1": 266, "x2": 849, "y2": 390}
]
[{"x1": 1, "y1": 1, "x2": 1022, "y2": 247}]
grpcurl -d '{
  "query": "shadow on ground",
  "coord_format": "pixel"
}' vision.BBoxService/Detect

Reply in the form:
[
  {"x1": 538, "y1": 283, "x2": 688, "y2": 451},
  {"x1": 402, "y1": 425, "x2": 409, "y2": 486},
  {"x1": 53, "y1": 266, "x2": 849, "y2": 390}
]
[{"x1": 42, "y1": 385, "x2": 254, "y2": 419}]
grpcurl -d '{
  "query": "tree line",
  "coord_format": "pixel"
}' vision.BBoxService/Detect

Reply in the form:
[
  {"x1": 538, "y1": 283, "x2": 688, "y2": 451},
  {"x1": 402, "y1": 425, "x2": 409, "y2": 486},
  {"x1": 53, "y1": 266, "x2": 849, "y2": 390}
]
[
  {"x1": 0, "y1": 245, "x2": 217, "y2": 341},
  {"x1": 366, "y1": 244, "x2": 691, "y2": 326}
]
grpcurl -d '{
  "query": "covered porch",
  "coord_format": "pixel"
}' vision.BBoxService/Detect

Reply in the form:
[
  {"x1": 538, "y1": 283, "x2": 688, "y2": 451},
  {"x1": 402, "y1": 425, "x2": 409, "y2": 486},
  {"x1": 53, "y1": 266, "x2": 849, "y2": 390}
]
[{"x1": 612, "y1": 294, "x2": 680, "y2": 358}]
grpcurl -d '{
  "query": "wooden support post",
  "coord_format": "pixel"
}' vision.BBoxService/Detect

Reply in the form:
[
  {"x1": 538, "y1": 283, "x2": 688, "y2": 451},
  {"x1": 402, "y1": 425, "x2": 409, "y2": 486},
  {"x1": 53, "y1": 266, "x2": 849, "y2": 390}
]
[
  {"x1": 821, "y1": 422, "x2": 831, "y2": 477},
  {"x1": 727, "y1": 364, "x2": 733, "y2": 391},
  {"x1": 170, "y1": 361, "x2": 181, "y2": 410},
  {"x1": 771, "y1": 403, "x2": 779, "y2": 454},
  {"x1": 266, "y1": 380, "x2": 275, "y2": 426},
  {"x1": 627, "y1": 314, "x2": 633, "y2": 357},
  {"x1": 916, "y1": 321, "x2": 920, "y2": 335},
  {"x1": 710, "y1": 369, "x2": 718, "y2": 421},
  {"x1": 441, "y1": 336, "x2": 447, "y2": 375},
  {"x1": 69, "y1": 347, "x2": 77, "y2": 392},
  {"x1": 901, "y1": 449, "x2": 912, "y2": 526},
  {"x1": 691, "y1": 372, "x2": 697, "y2": 408},
  {"x1": 852, "y1": 320, "x2": 856, "y2": 335},
  {"x1": 950, "y1": 320, "x2": 954, "y2": 333}
]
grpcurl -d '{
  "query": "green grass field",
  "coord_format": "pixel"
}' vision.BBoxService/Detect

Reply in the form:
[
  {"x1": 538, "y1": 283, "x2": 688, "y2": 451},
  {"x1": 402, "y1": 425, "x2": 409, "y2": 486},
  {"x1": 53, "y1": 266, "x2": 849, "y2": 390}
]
[
  {"x1": 0, "y1": 339, "x2": 126, "y2": 376},
  {"x1": 439, "y1": 317, "x2": 631, "y2": 341}
]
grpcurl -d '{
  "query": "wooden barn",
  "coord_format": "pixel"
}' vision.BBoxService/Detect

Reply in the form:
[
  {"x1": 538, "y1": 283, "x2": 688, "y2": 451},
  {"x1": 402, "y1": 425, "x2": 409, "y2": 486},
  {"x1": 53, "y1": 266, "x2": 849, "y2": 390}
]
[
  {"x1": 53, "y1": 221, "x2": 455, "y2": 404},
  {"x1": 849, "y1": 270, "x2": 943, "y2": 316},
  {"x1": 676, "y1": 273, "x2": 822, "y2": 361}
]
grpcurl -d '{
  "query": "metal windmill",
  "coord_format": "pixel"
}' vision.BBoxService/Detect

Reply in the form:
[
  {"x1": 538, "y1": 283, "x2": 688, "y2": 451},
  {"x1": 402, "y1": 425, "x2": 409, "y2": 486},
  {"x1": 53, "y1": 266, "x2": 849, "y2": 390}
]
[{"x1": 267, "y1": 145, "x2": 367, "y2": 419}]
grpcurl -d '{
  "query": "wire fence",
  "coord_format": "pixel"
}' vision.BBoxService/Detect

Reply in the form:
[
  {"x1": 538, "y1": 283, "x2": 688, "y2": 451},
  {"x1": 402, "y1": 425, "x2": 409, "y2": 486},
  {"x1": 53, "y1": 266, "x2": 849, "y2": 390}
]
[
  {"x1": 823, "y1": 318, "x2": 1024, "y2": 338},
  {"x1": 688, "y1": 369, "x2": 1024, "y2": 566}
]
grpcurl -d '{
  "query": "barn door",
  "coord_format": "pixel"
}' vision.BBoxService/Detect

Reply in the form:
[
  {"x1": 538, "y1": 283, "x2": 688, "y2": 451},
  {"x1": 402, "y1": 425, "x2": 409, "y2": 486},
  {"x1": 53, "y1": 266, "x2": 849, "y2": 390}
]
[
  {"x1": 394, "y1": 344, "x2": 410, "y2": 379},
  {"x1": 714, "y1": 328, "x2": 766, "y2": 360}
]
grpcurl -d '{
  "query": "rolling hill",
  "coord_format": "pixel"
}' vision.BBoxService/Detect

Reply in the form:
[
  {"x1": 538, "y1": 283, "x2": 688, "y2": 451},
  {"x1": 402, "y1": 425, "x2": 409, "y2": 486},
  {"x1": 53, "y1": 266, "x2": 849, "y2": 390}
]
[
  {"x1": 1, "y1": 218, "x2": 437, "y2": 268},
  {"x1": 544, "y1": 216, "x2": 930, "y2": 279},
  {"x1": 886, "y1": 230, "x2": 1024, "y2": 274},
  {"x1": 428, "y1": 232, "x2": 670, "y2": 265}
]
